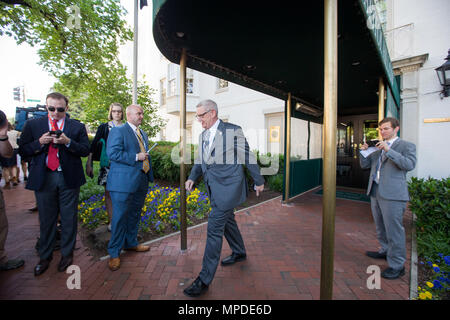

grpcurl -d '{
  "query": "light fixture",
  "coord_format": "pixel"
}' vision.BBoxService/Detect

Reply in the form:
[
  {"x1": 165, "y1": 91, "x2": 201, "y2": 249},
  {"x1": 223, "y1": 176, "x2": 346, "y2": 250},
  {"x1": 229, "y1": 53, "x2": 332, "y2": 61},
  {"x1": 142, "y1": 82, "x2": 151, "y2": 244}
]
[
  {"x1": 243, "y1": 65, "x2": 256, "y2": 71},
  {"x1": 352, "y1": 61, "x2": 361, "y2": 66},
  {"x1": 435, "y1": 49, "x2": 450, "y2": 98},
  {"x1": 175, "y1": 32, "x2": 185, "y2": 38},
  {"x1": 295, "y1": 103, "x2": 323, "y2": 117}
]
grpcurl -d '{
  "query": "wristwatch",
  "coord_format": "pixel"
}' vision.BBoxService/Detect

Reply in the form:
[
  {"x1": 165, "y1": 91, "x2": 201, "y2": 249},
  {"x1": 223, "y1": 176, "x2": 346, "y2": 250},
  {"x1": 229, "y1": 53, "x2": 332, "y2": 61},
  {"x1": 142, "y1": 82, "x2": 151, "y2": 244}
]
[{"x1": 0, "y1": 136, "x2": 8, "y2": 141}]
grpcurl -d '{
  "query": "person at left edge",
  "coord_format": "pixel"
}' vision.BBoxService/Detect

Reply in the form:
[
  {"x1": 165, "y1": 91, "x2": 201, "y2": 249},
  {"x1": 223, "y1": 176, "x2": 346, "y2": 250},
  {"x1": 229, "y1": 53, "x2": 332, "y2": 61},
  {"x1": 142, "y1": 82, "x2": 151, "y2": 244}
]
[
  {"x1": 18, "y1": 92, "x2": 90, "y2": 276},
  {"x1": 106, "y1": 104, "x2": 154, "y2": 271}
]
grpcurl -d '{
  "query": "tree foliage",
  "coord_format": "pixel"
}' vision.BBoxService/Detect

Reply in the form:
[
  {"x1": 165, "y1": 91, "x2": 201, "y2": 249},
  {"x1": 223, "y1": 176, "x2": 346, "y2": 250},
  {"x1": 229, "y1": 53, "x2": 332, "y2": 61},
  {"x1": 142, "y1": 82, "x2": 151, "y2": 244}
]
[{"x1": 1, "y1": 0, "x2": 165, "y2": 137}]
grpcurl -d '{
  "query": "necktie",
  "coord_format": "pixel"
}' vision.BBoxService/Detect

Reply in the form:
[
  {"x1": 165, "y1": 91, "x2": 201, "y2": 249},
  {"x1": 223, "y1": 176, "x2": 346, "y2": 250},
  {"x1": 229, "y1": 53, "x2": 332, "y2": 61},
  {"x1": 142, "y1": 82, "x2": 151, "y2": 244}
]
[
  {"x1": 202, "y1": 129, "x2": 210, "y2": 161},
  {"x1": 136, "y1": 129, "x2": 150, "y2": 173},
  {"x1": 47, "y1": 119, "x2": 59, "y2": 171},
  {"x1": 374, "y1": 141, "x2": 391, "y2": 183}
]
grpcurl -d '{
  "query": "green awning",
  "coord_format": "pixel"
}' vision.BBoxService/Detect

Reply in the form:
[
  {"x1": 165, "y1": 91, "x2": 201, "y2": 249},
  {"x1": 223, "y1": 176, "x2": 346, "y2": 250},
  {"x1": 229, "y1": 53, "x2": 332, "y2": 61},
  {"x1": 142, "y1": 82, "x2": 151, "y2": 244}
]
[{"x1": 152, "y1": 0, "x2": 399, "y2": 119}]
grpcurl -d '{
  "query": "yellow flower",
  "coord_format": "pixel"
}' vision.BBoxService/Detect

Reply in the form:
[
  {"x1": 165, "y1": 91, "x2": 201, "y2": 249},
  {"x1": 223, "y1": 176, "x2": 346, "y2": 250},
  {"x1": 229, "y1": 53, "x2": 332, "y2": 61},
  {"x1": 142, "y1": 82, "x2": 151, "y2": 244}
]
[
  {"x1": 419, "y1": 292, "x2": 427, "y2": 300},
  {"x1": 425, "y1": 291, "x2": 432, "y2": 299},
  {"x1": 426, "y1": 281, "x2": 434, "y2": 288},
  {"x1": 432, "y1": 264, "x2": 438, "y2": 268}
]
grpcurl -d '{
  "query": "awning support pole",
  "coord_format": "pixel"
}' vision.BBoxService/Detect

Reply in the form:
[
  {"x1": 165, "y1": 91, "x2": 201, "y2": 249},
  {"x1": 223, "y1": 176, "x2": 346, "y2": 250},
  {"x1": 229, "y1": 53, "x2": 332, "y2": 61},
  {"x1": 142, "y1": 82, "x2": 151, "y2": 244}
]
[
  {"x1": 378, "y1": 77, "x2": 386, "y2": 139},
  {"x1": 180, "y1": 48, "x2": 187, "y2": 251},
  {"x1": 320, "y1": 0, "x2": 338, "y2": 300},
  {"x1": 283, "y1": 92, "x2": 292, "y2": 202}
]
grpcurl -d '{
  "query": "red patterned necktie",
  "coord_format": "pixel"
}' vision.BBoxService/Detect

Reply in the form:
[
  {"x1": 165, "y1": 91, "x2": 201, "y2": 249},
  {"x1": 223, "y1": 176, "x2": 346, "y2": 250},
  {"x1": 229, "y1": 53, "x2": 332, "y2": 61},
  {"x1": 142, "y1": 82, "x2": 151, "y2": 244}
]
[{"x1": 47, "y1": 119, "x2": 59, "y2": 171}]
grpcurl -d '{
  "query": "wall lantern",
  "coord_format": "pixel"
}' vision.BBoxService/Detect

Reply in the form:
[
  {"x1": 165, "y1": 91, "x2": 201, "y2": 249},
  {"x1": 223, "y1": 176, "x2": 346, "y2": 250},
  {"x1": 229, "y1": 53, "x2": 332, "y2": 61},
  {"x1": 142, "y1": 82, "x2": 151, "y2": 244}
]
[{"x1": 435, "y1": 49, "x2": 450, "y2": 98}]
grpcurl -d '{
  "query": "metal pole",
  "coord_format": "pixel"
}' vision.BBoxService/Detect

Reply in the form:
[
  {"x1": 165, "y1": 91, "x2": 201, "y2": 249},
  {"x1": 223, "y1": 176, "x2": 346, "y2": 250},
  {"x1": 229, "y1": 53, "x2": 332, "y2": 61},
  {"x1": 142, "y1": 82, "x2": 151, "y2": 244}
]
[
  {"x1": 378, "y1": 77, "x2": 385, "y2": 140},
  {"x1": 320, "y1": 0, "x2": 338, "y2": 300},
  {"x1": 132, "y1": 0, "x2": 138, "y2": 105},
  {"x1": 179, "y1": 48, "x2": 187, "y2": 251},
  {"x1": 283, "y1": 92, "x2": 292, "y2": 202}
]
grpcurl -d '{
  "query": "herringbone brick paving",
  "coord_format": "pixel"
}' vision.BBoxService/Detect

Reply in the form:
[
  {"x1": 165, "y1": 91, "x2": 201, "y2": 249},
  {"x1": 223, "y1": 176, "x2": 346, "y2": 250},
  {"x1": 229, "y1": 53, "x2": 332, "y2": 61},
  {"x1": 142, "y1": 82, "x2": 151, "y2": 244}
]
[{"x1": 0, "y1": 183, "x2": 411, "y2": 300}]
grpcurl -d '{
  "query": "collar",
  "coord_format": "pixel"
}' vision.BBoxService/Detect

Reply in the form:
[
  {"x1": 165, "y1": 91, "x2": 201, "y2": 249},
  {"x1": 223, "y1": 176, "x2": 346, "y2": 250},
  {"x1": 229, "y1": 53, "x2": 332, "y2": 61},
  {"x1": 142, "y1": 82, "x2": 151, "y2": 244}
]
[
  {"x1": 127, "y1": 121, "x2": 139, "y2": 132},
  {"x1": 386, "y1": 136, "x2": 399, "y2": 145},
  {"x1": 207, "y1": 118, "x2": 221, "y2": 134}
]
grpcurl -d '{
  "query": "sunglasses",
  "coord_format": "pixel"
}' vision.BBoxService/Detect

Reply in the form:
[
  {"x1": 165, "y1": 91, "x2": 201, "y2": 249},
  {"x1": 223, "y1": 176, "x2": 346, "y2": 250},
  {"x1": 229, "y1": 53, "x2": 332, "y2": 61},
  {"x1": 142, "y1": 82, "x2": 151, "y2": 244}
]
[{"x1": 47, "y1": 106, "x2": 66, "y2": 113}]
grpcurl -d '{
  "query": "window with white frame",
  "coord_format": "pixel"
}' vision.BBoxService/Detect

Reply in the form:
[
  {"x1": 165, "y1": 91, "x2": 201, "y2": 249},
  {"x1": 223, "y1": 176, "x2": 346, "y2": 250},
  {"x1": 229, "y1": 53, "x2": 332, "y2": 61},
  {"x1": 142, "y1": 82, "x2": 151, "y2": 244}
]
[
  {"x1": 160, "y1": 78, "x2": 166, "y2": 105},
  {"x1": 217, "y1": 78, "x2": 229, "y2": 90},
  {"x1": 186, "y1": 68, "x2": 194, "y2": 94},
  {"x1": 168, "y1": 63, "x2": 177, "y2": 96}
]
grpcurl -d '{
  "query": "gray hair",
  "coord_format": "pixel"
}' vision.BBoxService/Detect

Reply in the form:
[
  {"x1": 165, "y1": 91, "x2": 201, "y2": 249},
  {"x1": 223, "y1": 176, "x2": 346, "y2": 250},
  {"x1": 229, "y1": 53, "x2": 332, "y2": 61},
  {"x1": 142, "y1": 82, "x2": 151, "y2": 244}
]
[{"x1": 196, "y1": 99, "x2": 218, "y2": 115}]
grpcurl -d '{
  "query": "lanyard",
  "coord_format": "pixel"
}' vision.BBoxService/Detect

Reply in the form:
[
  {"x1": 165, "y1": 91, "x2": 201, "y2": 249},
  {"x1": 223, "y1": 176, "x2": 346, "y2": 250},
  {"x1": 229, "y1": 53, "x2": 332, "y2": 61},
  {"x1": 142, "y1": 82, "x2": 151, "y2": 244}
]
[{"x1": 48, "y1": 115, "x2": 65, "y2": 131}]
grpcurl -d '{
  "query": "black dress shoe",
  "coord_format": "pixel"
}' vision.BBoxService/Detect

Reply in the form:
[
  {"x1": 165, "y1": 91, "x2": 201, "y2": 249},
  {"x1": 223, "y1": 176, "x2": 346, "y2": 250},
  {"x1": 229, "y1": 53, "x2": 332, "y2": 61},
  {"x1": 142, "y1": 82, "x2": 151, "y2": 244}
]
[
  {"x1": 381, "y1": 267, "x2": 405, "y2": 279},
  {"x1": 183, "y1": 277, "x2": 209, "y2": 297},
  {"x1": 366, "y1": 251, "x2": 387, "y2": 260},
  {"x1": 58, "y1": 254, "x2": 73, "y2": 272},
  {"x1": 34, "y1": 259, "x2": 51, "y2": 276},
  {"x1": 221, "y1": 253, "x2": 247, "y2": 266}
]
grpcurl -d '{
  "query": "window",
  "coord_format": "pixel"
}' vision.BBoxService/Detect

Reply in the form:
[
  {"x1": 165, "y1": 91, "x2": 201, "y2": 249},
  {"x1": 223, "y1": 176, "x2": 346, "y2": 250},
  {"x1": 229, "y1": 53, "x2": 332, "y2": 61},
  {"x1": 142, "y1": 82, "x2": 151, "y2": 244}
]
[
  {"x1": 160, "y1": 78, "x2": 166, "y2": 105},
  {"x1": 169, "y1": 79, "x2": 176, "y2": 96},
  {"x1": 168, "y1": 63, "x2": 177, "y2": 96},
  {"x1": 186, "y1": 68, "x2": 194, "y2": 94},
  {"x1": 217, "y1": 78, "x2": 229, "y2": 90},
  {"x1": 375, "y1": 0, "x2": 387, "y2": 31}
]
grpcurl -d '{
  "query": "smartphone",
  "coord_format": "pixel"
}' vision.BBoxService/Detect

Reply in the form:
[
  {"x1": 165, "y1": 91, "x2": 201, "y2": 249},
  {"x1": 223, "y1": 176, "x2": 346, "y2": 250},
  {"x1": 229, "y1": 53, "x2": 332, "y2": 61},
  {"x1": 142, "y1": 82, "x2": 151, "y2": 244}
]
[
  {"x1": 366, "y1": 139, "x2": 379, "y2": 147},
  {"x1": 49, "y1": 130, "x2": 62, "y2": 138}
]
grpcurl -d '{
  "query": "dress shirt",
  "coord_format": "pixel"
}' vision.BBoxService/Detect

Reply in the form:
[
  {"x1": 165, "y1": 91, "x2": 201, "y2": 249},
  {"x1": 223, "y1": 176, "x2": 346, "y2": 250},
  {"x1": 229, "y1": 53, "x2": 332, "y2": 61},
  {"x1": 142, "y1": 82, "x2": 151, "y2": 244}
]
[{"x1": 127, "y1": 122, "x2": 147, "y2": 161}]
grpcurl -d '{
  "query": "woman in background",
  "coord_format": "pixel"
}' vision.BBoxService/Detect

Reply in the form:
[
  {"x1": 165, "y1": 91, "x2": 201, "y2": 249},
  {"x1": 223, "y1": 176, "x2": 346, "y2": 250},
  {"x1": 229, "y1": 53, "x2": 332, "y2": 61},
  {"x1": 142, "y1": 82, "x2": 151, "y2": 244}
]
[{"x1": 86, "y1": 103, "x2": 124, "y2": 231}]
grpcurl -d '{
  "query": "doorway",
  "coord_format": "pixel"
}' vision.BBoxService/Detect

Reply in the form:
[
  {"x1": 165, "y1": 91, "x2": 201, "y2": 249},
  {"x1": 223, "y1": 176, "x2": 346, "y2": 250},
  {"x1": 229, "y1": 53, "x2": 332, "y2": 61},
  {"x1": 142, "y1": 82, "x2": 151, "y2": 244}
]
[{"x1": 336, "y1": 114, "x2": 378, "y2": 189}]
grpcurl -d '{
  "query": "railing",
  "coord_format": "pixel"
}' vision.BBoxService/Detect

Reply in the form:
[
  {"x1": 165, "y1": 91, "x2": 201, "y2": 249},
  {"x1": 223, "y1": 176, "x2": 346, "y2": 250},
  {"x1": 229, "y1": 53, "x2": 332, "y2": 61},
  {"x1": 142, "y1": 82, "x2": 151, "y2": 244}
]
[{"x1": 384, "y1": 23, "x2": 415, "y2": 61}]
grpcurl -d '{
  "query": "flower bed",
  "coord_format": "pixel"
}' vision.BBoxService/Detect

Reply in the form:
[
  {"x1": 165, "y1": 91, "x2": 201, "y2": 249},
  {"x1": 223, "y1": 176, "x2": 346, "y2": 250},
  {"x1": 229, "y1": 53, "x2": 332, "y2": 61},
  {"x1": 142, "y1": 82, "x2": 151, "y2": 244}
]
[
  {"x1": 417, "y1": 254, "x2": 450, "y2": 300},
  {"x1": 78, "y1": 184, "x2": 211, "y2": 234}
]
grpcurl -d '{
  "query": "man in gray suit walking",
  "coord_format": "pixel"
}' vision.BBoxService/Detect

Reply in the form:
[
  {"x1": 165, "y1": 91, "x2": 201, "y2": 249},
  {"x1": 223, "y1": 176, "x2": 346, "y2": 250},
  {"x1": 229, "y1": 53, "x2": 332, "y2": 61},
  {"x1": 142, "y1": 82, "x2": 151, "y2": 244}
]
[
  {"x1": 184, "y1": 99, "x2": 265, "y2": 297},
  {"x1": 360, "y1": 117, "x2": 416, "y2": 279}
]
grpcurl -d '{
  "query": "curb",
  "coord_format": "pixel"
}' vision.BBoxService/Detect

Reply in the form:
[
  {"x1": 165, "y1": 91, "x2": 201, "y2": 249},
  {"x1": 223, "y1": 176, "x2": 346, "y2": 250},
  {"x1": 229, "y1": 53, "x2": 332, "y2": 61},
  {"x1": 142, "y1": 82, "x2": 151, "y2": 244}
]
[{"x1": 409, "y1": 212, "x2": 418, "y2": 300}]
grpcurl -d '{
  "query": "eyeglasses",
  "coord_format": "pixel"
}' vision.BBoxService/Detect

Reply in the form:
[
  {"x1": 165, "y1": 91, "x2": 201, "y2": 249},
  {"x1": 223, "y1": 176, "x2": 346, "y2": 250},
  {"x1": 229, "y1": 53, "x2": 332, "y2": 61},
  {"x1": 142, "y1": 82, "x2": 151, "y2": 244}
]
[
  {"x1": 195, "y1": 110, "x2": 211, "y2": 120},
  {"x1": 47, "y1": 106, "x2": 66, "y2": 113}
]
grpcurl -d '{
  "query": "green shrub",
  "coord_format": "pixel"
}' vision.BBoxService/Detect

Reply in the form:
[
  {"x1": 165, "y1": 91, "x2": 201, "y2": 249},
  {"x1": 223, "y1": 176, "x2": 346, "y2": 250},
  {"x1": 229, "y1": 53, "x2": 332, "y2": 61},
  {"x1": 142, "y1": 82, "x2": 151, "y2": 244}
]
[{"x1": 408, "y1": 177, "x2": 450, "y2": 260}]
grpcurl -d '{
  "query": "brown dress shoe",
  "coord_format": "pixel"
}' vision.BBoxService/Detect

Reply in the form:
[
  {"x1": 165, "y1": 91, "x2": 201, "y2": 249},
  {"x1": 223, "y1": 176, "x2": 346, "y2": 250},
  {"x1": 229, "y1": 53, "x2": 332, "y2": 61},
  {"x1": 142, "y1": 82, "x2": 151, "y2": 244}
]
[
  {"x1": 125, "y1": 244, "x2": 150, "y2": 252},
  {"x1": 108, "y1": 257, "x2": 120, "y2": 271}
]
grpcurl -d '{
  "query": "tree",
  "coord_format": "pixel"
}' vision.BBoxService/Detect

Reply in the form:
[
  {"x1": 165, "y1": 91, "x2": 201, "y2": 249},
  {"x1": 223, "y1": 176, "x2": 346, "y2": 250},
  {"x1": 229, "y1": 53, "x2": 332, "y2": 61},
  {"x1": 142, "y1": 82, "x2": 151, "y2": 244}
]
[
  {"x1": 1, "y1": 0, "x2": 165, "y2": 137},
  {"x1": 0, "y1": 0, "x2": 132, "y2": 80}
]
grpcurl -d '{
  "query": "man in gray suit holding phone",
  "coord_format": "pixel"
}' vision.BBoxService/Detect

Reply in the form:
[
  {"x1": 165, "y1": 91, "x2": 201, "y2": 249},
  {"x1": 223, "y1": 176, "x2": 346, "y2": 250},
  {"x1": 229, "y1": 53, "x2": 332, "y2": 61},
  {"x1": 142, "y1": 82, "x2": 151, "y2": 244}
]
[
  {"x1": 360, "y1": 117, "x2": 416, "y2": 279},
  {"x1": 184, "y1": 99, "x2": 265, "y2": 297}
]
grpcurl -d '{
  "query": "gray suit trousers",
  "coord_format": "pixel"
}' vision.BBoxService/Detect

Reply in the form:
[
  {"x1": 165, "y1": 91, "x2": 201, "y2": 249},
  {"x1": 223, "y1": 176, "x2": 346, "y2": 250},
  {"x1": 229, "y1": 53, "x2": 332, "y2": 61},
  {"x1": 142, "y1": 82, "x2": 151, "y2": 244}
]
[
  {"x1": 199, "y1": 206, "x2": 246, "y2": 285},
  {"x1": 370, "y1": 183, "x2": 407, "y2": 270}
]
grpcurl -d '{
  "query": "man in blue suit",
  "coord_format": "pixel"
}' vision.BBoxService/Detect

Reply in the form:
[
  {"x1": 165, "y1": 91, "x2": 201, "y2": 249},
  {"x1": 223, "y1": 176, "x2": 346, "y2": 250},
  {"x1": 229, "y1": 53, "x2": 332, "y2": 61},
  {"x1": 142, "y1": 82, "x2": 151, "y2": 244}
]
[
  {"x1": 19, "y1": 92, "x2": 90, "y2": 276},
  {"x1": 183, "y1": 99, "x2": 265, "y2": 297},
  {"x1": 106, "y1": 104, "x2": 154, "y2": 271}
]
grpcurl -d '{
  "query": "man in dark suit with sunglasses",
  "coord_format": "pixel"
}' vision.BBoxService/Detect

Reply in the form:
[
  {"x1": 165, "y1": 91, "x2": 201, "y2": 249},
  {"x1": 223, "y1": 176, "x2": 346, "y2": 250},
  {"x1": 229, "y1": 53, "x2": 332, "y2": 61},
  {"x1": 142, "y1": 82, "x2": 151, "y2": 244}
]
[{"x1": 19, "y1": 92, "x2": 90, "y2": 276}]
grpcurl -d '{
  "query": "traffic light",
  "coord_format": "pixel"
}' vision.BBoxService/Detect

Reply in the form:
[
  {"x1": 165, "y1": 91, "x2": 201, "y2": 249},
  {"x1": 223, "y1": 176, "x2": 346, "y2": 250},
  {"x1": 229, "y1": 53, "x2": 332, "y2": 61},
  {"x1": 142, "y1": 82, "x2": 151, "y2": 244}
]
[{"x1": 13, "y1": 87, "x2": 21, "y2": 101}]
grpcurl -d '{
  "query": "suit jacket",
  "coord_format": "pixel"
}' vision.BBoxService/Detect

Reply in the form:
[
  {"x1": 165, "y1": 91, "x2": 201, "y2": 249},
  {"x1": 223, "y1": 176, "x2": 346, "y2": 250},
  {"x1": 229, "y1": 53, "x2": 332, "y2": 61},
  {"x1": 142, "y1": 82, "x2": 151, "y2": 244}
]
[
  {"x1": 18, "y1": 117, "x2": 90, "y2": 191},
  {"x1": 360, "y1": 138, "x2": 416, "y2": 201},
  {"x1": 189, "y1": 120, "x2": 264, "y2": 211},
  {"x1": 106, "y1": 122, "x2": 154, "y2": 193}
]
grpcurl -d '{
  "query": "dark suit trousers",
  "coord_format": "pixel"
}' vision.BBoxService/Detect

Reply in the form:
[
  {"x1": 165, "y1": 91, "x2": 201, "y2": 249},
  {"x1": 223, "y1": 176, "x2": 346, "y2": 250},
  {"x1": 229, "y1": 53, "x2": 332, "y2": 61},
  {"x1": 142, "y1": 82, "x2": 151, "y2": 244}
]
[
  {"x1": 35, "y1": 171, "x2": 79, "y2": 261},
  {"x1": 199, "y1": 205, "x2": 246, "y2": 285}
]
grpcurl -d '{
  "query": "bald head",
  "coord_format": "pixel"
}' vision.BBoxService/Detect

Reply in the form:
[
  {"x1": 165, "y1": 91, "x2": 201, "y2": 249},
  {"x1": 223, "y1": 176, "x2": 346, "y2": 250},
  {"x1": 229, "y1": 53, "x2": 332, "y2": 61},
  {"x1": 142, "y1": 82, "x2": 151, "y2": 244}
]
[{"x1": 126, "y1": 104, "x2": 144, "y2": 127}]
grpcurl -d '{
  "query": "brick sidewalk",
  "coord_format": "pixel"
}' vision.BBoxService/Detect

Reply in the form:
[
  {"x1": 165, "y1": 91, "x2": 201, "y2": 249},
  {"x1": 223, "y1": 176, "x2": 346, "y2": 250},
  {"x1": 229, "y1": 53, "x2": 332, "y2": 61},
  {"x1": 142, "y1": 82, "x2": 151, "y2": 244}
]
[{"x1": 0, "y1": 183, "x2": 411, "y2": 300}]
